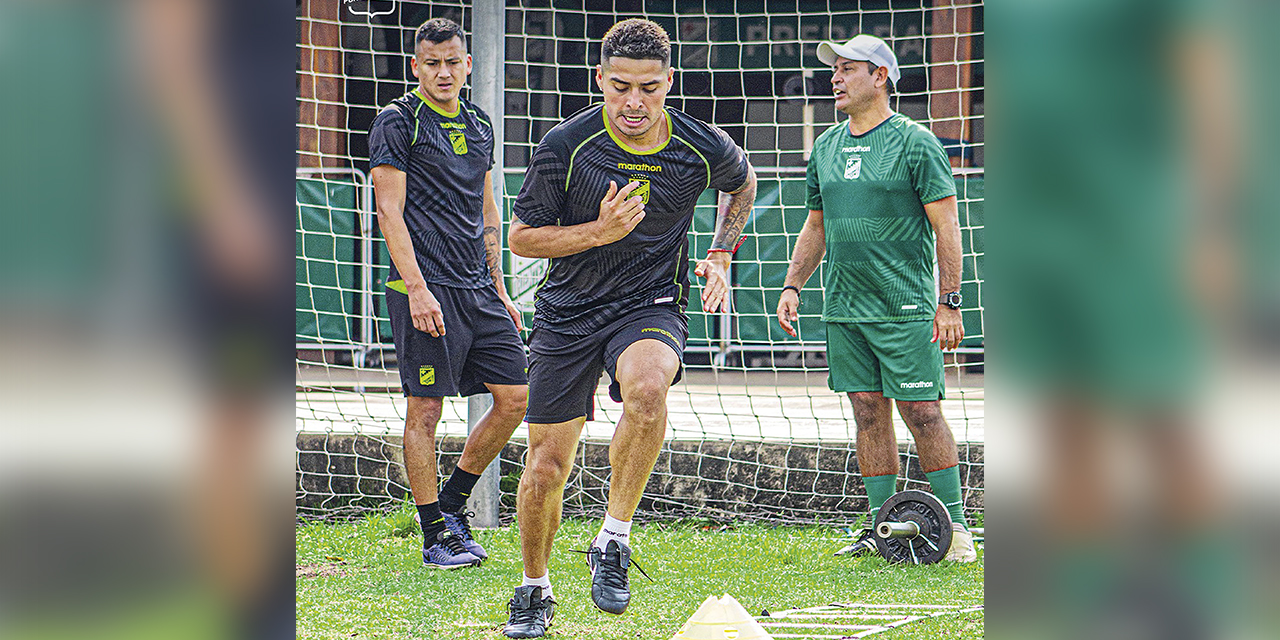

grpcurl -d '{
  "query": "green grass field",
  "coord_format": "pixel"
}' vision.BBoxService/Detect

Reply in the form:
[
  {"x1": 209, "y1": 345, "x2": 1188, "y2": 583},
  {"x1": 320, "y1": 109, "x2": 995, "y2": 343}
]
[{"x1": 296, "y1": 507, "x2": 983, "y2": 639}]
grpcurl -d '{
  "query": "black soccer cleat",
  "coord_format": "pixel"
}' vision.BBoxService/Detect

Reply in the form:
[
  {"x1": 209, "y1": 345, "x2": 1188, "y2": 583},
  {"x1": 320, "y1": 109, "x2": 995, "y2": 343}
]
[
  {"x1": 583, "y1": 539, "x2": 651, "y2": 615},
  {"x1": 504, "y1": 585, "x2": 555, "y2": 638},
  {"x1": 835, "y1": 528, "x2": 880, "y2": 557}
]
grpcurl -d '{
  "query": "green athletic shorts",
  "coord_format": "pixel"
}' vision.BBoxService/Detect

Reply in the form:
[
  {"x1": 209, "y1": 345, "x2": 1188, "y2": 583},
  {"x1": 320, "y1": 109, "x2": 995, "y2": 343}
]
[{"x1": 826, "y1": 320, "x2": 944, "y2": 401}]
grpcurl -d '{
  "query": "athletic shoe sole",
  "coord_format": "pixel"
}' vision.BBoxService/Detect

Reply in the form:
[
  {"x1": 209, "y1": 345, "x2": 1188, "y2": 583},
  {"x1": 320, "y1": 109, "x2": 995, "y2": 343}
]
[{"x1": 423, "y1": 559, "x2": 482, "y2": 569}]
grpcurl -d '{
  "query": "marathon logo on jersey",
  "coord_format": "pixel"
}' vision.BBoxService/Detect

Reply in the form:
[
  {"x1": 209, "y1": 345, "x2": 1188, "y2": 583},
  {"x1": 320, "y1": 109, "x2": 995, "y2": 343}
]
[
  {"x1": 449, "y1": 131, "x2": 468, "y2": 155},
  {"x1": 629, "y1": 174, "x2": 651, "y2": 204},
  {"x1": 617, "y1": 161, "x2": 662, "y2": 172},
  {"x1": 844, "y1": 155, "x2": 862, "y2": 179},
  {"x1": 842, "y1": 145, "x2": 871, "y2": 153},
  {"x1": 900, "y1": 380, "x2": 934, "y2": 389},
  {"x1": 419, "y1": 366, "x2": 435, "y2": 386}
]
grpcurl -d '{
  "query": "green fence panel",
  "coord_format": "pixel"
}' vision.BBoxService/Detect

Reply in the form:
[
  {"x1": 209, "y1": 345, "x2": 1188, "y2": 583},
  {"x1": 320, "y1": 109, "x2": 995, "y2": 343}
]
[
  {"x1": 502, "y1": 172, "x2": 537, "y2": 331},
  {"x1": 730, "y1": 176, "x2": 827, "y2": 345},
  {"x1": 685, "y1": 190, "x2": 722, "y2": 348},
  {"x1": 957, "y1": 176, "x2": 984, "y2": 347},
  {"x1": 373, "y1": 242, "x2": 393, "y2": 342},
  {"x1": 296, "y1": 178, "x2": 358, "y2": 343}
]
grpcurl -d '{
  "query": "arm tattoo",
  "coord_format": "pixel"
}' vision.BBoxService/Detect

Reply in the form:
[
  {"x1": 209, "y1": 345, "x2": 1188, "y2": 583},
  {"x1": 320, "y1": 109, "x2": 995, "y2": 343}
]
[
  {"x1": 710, "y1": 172, "x2": 757, "y2": 251},
  {"x1": 483, "y1": 225, "x2": 502, "y2": 277}
]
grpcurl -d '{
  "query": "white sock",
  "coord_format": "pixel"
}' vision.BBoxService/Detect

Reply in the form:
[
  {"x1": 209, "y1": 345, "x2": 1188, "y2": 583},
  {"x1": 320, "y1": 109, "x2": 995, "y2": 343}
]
[
  {"x1": 593, "y1": 514, "x2": 632, "y2": 551},
  {"x1": 521, "y1": 572, "x2": 553, "y2": 600}
]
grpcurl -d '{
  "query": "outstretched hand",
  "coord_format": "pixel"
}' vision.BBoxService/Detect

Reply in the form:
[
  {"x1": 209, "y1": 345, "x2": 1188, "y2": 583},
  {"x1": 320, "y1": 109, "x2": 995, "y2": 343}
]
[{"x1": 695, "y1": 252, "x2": 733, "y2": 313}]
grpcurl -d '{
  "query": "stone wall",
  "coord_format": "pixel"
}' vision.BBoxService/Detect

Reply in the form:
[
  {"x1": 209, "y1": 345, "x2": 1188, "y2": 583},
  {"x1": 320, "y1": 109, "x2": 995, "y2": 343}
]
[{"x1": 297, "y1": 434, "x2": 983, "y2": 525}]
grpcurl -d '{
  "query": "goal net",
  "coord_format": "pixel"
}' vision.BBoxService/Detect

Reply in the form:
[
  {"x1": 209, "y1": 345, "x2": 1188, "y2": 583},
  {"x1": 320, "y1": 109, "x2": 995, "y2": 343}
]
[{"x1": 297, "y1": 0, "x2": 984, "y2": 525}]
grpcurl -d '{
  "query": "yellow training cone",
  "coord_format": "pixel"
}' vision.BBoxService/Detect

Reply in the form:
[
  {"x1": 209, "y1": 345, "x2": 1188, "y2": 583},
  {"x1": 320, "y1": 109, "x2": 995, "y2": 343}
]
[{"x1": 670, "y1": 594, "x2": 774, "y2": 640}]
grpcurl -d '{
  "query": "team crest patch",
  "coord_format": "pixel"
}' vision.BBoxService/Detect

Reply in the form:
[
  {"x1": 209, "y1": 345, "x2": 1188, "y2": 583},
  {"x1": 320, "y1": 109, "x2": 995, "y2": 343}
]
[
  {"x1": 419, "y1": 366, "x2": 435, "y2": 386},
  {"x1": 844, "y1": 155, "x2": 862, "y2": 179},
  {"x1": 630, "y1": 175, "x2": 651, "y2": 204},
  {"x1": 449, "y1": 131, "x2": 468, "y2": 155}
]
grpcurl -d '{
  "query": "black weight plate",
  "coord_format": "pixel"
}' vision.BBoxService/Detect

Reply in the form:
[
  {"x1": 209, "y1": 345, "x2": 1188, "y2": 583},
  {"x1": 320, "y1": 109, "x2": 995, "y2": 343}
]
[{"x1": 872, "y1": 490, "x2": 952, "y2": 564}]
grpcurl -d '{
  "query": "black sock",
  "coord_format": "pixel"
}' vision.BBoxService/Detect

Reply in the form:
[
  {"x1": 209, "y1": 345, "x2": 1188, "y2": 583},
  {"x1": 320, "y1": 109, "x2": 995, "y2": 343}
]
[
  {"x1": 438, "y1": 467, "x2": 482, "y2": 513},
  {"x1": 417, "y1": 502, "x2": 445, "y2": 543}
]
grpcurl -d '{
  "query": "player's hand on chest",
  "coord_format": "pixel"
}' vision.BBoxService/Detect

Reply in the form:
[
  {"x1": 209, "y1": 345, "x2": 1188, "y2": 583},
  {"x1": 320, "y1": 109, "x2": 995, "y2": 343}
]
[{"x1": 576, "y1": 155, "x2": 701, "y2": 228}]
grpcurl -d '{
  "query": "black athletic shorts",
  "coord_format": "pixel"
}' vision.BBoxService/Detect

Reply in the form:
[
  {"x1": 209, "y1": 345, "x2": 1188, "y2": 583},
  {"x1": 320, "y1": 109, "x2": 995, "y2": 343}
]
[
  {"x1": 525, "y1": 305, "x2": 687, "y2": 424},
  {"x1": 385, "y1": 280, "x2": 528, "y2": 397}
]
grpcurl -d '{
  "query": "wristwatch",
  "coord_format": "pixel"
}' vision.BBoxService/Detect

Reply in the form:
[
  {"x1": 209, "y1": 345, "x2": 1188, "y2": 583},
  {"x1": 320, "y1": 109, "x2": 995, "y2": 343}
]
[{"x1": 939, "y1": 291, "x2": 962, "y2": 309}]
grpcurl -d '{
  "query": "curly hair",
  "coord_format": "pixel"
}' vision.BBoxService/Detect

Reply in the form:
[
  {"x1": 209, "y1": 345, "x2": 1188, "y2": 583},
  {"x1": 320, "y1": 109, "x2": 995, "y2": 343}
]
[
  {"x1": 601, "y1": 19, "x2": 670, "y2": 68},
  {"x1": 415, "y1": 17, "x2": 465, "y2": 52}
]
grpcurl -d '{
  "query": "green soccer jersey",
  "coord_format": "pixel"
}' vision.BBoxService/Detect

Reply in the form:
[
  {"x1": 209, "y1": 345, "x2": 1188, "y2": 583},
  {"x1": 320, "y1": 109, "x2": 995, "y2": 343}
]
[{"x1": 806, "y1": 113, "x2": 956, "y2": 322}]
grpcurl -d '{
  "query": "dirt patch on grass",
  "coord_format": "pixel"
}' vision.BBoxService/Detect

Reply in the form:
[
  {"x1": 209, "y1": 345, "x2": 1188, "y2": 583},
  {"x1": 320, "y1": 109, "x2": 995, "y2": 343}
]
[{"x1": 296, "y1": 561, "x2": 348, "y2": 579}]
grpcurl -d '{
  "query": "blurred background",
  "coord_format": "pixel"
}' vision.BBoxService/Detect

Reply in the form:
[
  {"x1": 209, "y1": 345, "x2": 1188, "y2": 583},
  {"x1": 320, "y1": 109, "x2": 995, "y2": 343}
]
[
  {"x1": 0, "y1": 0, "x2": 1275, "y2": 638},
  {"x1": 986, "y1": 0, "x2": 1279, "y2": 638},
  {"x1": 0, "y1": 1, "x2": 295, "y2": 639}
]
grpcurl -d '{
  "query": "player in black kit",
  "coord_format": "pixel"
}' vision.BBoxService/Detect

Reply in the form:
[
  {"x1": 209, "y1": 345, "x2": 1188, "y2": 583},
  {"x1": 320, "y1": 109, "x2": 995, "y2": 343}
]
[
  {"x1": 502, "y1": 18, "x2": 757, "y2": 639},
  {"x1": 369, "y1": 18, "x2": 527, "y2": 571}
]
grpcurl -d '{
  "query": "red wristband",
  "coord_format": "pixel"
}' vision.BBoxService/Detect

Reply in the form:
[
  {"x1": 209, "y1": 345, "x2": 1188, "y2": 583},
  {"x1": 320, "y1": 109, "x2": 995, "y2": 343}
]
[{"x1": 708, "y1": 235, "x2": 747, "y2": 255}]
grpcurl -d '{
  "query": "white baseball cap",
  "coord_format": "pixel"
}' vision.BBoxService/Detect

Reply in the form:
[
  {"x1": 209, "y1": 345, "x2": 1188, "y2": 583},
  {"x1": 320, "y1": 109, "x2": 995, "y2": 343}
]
[{"x1": 816, "y1": 34, "x2": 900, "y2": 85}]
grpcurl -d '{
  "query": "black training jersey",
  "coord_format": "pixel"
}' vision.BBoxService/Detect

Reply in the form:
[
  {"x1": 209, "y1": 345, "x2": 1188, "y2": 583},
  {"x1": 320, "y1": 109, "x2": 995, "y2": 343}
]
[
  {"x1": 513, "y1": 104, "x2": 751, "y2": 335},
  {"x1": 368, "y1": 90, "x2": 495, "y2": 289}
]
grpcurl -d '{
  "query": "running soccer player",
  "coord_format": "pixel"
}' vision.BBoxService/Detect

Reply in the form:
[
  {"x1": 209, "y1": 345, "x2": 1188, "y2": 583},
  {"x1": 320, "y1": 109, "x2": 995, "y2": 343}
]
[
  {"x1": 776, "y1": 34, "x2": 977, "y2": 563},
  {"x1": 368, "y1": 18, "x2": 528, "y2": 570},
  {"x1": 501, "y1": 18, "x2": 757, "y2": 638}
]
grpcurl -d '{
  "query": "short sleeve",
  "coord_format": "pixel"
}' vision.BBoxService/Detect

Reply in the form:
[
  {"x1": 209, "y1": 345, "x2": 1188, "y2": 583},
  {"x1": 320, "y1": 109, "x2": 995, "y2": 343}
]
[
  {"x1": 909, "y1": 130, "x2": 957, "y2": 205},
  {"x1": 805, "y1": 153, "x2": 823, "y2": 211},
  {"x1": 368, "y1": 105, "x2": 412, "y2": 172},
  {"x1": 512, "y1": 141, "x2": 568, "y2": 227},
  {"x1": 471, "y1": 103, "x2": 497, "y2": 170},
  {"x1": 706, "y1": 126, "x2": 751, "y2": 193}
]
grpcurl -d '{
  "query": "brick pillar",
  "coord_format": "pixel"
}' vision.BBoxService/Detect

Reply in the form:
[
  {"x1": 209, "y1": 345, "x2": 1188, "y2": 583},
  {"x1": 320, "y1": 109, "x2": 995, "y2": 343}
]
[{"x1": 297, "y1": 0, "x2": 346, "y2": 168}]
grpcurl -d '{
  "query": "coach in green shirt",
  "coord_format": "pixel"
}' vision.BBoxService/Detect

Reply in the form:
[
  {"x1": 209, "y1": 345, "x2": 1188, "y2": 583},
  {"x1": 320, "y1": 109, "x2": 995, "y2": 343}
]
[{"x1": 777, "y1": 34, "x2": 974, "y2": 562}]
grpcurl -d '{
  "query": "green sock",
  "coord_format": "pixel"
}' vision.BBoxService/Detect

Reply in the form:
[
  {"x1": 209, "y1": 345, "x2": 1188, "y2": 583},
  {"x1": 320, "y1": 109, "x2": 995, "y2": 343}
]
[
  {"x1": 924, "y1": 465, "x2": 967, "y2": 530},
  {"x1": 863, "y1": 474, "x2": 898, "y2": 525}
]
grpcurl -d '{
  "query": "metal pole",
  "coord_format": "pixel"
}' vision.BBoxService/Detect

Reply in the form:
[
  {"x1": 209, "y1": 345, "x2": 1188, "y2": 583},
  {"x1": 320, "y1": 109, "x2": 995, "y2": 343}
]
[
  {"x1": 465, "y1": 0, "x2": 506, "y2": 530},
  {"x1": 466, "y1": 395, "x2": 500, "y2": 528},
  {"x1": 802, "y1": 69, "x2": 814, "y2": 162}
]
